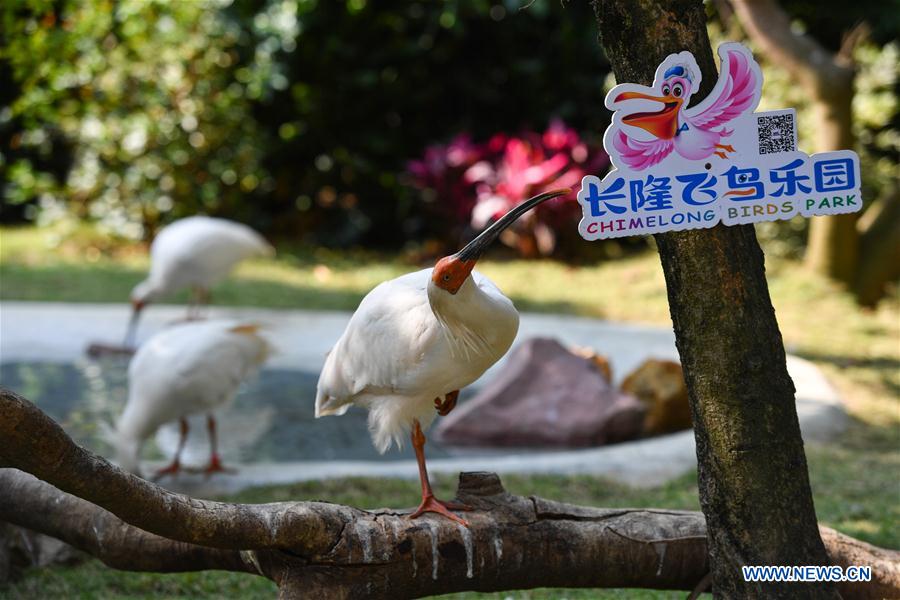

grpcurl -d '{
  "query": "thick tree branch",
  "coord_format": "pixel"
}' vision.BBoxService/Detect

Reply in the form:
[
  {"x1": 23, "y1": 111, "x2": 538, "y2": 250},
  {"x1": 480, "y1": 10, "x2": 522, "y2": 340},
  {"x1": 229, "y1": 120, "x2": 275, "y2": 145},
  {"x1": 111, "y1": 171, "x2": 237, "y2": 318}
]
[
  {"x1": 0, "y1": 470, "x2": 256, "y2": 575},
  {"x1": 3, "y1": 469, "x2": 898, "y2": 599},
  {"x1": 0, "y1": 388, "x2": 349, "y2": 555},
  {"x1": 819, "y1": 527, "x2": 900, "y2": 600},
  {"x1": 3, "y1": 388, "x2": 899, "y2": 599},
  {"x1": 730, "y1": 0, "x2": 853, "y2": 94}
]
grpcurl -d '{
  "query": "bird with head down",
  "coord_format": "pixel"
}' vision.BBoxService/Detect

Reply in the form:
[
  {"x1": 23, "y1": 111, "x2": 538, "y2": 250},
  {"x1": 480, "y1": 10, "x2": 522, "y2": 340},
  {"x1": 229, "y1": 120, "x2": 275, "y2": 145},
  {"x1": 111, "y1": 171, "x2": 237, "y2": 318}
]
[{"x1": 315, "y1": 188, "x2": 570, "y2": 525}]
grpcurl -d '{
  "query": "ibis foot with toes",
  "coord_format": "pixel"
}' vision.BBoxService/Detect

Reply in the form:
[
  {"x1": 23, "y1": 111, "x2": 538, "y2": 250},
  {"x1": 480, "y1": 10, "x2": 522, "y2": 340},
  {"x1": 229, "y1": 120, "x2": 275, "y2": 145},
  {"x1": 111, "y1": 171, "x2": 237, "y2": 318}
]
[
  {"x1": 151, "y1": 417, "x2": 189, "y2": 481},
  {"x1": 199, "y1": 415, "x2": 236, "y2": 477},
  {"x1": 198, "y1": 453, "x2": 235, "y2": 477},
  {"x1": 152, "y1": 461, "x2": 182, "y2": 481},
  {"x1": 409, "y1": 419, "x2": 471, "y2": 526}
]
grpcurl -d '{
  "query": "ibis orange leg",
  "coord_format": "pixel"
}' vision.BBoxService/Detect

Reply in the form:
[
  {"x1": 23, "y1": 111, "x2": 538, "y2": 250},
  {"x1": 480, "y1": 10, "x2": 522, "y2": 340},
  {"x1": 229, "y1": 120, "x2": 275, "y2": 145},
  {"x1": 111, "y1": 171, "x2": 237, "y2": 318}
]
[
  {"x1": 152, "y1": 417, "x2": 189, "y2": 481},
  {"x1": 202, "y1": 415, "x2": 235, "y2": 477},
  {"x1": 408, "y1": 419, "x2": 471, "y2": 526},
  {"x1": 434, "y1": 390, "x2": 459, "y2": 416}
]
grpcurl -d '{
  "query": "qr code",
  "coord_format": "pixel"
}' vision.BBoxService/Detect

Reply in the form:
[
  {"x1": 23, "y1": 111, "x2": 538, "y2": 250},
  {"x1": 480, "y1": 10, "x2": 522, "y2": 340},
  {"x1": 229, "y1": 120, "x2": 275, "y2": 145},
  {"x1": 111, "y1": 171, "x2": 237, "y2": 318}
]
[{"x1": 757, "y1": 113, "x2": 796, "y2": 154}]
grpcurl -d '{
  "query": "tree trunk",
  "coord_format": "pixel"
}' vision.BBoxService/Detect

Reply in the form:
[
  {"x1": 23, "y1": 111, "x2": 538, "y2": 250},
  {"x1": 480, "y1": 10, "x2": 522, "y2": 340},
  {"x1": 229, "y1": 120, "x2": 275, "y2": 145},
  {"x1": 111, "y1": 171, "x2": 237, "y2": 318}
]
[
  {"x1": 854, "y1": 183, "x2": 900, "y2": 307},
  {"x1": 590, "y1": 1, "x2": 838, "y2": 597},
  {"x1": 804, "y1": 89, "x2": 858, "y2": 284},
  {"x1": 729, "y1": 0, "x2": 861, "y2": 286}
]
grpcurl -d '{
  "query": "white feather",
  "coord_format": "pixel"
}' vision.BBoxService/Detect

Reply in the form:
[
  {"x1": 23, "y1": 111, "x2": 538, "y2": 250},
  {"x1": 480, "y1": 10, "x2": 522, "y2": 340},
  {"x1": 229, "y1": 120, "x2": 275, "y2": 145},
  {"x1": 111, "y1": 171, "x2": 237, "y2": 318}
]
[
  {"x1": 131, "y1": 216, "x2": 274, "y2": 303},
  {"x1": 315, "y1": 267, "x2": 518, "y2": 453},
  {"x1": 113, "y1": 320, "x2": 270, "y2": 473}
]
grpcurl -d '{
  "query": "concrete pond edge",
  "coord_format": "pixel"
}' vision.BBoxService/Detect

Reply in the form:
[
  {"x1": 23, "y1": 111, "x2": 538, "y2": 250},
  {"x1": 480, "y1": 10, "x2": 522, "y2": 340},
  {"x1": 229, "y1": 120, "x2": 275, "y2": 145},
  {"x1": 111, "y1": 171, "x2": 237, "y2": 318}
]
[{"x1": 0, "y1": 301, "x2": 846, "y2": 496}]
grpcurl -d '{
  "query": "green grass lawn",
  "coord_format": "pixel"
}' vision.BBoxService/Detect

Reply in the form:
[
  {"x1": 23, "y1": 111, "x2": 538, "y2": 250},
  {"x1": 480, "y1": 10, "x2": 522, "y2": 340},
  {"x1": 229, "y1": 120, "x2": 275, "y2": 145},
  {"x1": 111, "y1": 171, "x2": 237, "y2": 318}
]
[{"x1": 1, "y1": 225, "x2": 897, "y2": 599}]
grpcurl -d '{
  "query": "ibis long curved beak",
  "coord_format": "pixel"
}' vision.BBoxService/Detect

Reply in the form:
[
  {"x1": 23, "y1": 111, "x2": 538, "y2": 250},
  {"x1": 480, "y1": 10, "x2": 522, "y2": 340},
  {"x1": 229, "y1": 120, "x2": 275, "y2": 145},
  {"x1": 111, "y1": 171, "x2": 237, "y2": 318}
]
[
  {"x1": 123, "y1": 301, "x2": 144, "y2": 349},
  {"x1": 615, "y1": 91, "x2": 682, "y2": 140},
  {"x1": 456, "y1": 188, "x2": 571, "y2": 262}
]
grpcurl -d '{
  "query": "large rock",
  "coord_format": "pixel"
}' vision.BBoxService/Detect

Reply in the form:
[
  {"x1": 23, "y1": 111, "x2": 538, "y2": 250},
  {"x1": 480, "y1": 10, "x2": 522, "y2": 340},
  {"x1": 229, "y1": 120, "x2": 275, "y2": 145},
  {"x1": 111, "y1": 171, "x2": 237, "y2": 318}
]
[
  {"x1": 435, "y1": 338, "x2": 645, "y2": 447},
  {"x1": 620, "y1": 359, "x2": 692, "y2": 435}
]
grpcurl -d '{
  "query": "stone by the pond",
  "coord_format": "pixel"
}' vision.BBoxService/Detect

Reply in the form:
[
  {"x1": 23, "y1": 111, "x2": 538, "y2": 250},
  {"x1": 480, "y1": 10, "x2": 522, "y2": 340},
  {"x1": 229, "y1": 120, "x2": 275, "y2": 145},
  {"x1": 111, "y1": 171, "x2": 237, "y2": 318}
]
[
  {"x1": 621, "y1": 359, "x2": 692, "y2": 435},
  {"x1": 570, "y1": 345, "x2": 613, "y2": 383},
  {"x1": 435, "y1": 337, "x2": 646, "y2": 447}
]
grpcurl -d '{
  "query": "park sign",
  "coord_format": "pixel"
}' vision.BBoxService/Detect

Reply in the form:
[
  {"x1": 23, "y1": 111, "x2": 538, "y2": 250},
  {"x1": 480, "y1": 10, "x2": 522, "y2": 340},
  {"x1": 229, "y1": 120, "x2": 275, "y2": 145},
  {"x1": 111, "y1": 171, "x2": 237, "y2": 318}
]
[{"x1": 577, "y1": 43, "x2": 862, "y2": 240}]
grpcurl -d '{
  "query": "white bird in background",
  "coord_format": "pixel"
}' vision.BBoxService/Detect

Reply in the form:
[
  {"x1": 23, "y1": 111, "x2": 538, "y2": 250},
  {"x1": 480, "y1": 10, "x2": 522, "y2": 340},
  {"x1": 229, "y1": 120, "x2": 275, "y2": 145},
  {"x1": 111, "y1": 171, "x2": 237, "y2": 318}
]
[
  {"x1": 316, "y1": 189, "x2": 570, "y2": 525},
  {"x1": 110, "y1": 320, "x2": 271, "y2": 478},
  {"x1": 124, "y1": 216, "x2": 274, "y2": 347}
]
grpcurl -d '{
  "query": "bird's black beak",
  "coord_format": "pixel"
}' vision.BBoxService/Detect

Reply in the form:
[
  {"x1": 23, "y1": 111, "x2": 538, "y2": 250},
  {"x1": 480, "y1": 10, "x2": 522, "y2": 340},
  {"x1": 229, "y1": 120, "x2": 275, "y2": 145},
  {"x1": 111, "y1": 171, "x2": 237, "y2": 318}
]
[
  {"x1": 123, "y1": 301, "x2": 144, "y2": 349},
  {"x1": 456, "y1": 188, "x2": 571, "y2": 262}
]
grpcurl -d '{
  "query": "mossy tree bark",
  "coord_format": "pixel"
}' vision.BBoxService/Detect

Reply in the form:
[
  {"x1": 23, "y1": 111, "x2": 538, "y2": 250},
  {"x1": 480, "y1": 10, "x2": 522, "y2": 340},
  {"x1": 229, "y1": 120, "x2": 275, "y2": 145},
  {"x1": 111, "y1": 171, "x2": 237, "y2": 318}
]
[{"x1": 591, "y1": 1, "x2": 839, "y2": 597}]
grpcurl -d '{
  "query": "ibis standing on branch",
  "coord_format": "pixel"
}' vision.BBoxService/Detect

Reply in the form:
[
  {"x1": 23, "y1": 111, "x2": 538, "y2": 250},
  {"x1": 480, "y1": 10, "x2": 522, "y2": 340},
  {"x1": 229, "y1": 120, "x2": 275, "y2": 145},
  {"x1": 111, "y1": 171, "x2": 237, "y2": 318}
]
[
  {"x1": 110, "y1": 320, "x2": 271, "y2": 478},
  {"x1": 315, "y1": 189, "x2": 570, "y2": 525},
  {"x1": 124, "y1": 216, "x2": 274, "y2": 347}
]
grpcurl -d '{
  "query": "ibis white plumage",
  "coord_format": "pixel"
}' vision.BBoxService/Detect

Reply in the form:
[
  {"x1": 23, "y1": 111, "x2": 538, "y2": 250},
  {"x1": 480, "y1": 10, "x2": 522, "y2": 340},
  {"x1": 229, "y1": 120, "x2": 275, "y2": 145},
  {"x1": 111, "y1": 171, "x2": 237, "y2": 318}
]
[
  {"x1": 111, "y1": 319, "x2": 271, "y2": 478},
  {"x1": 124, "y1": 216, "x2": 274, "y2": 346},
  {"x1": 315, "y1": 189, "x2": 570, "y2": 525}
]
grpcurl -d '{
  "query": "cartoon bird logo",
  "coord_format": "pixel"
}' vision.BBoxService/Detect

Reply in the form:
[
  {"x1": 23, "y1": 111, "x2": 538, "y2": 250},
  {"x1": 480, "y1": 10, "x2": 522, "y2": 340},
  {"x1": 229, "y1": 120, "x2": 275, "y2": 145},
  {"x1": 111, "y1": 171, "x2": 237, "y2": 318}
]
[{"x1": 606, "y1": 44, "x2": 761, "y2": 171}]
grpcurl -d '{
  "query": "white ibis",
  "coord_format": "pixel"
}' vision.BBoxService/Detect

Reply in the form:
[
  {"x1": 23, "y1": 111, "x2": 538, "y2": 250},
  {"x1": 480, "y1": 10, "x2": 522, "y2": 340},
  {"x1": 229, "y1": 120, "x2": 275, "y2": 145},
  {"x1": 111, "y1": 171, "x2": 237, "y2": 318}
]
[
  {"x1": 110, "y1": 320, "x2": 270, "y2": 478},
  {"x1": 124, "y1": 216, "x2": 274, "y2": 347},
  {"x1": 315, "y1": 188, "x2": 570, "y2": 525}
]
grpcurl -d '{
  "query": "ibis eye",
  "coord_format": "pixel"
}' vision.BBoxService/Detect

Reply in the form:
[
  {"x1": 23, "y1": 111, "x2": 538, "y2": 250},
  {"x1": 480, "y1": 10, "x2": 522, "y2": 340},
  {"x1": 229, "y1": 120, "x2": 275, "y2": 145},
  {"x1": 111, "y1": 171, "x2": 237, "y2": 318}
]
[
  {"x1": 442, "y1": 274, "x2": 451, "y2": 282},
  {"x1": 673, "y1": 84, "x2": 683, "y2": 97},
  {"x1": 662, "y1": 85, "x2": 670, "y2": 95}
]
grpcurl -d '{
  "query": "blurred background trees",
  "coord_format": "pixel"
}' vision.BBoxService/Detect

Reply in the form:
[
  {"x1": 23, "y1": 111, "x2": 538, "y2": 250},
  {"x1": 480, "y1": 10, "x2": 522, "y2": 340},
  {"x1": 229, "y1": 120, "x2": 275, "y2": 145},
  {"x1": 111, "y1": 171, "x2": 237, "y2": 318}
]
[
  {"x1": 1, "y1": 0, "x2": 608, "y2": 249},
  {"x1": 1, "y1": 0, "x2": 897, "y2": 301},
  {"x1": 1, "y1": 0, "x2": 270, "y2": 238},
  {"x1": 722, "y1": 0, "x2": 899, "y2": 304}
]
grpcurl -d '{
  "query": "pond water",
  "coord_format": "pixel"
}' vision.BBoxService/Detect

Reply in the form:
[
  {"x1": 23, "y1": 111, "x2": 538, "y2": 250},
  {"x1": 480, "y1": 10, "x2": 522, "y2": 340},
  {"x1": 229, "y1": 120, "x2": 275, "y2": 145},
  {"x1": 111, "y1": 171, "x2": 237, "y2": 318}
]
[{"x1": 1, "y1": 360, "x2": 459, "y2": 464}]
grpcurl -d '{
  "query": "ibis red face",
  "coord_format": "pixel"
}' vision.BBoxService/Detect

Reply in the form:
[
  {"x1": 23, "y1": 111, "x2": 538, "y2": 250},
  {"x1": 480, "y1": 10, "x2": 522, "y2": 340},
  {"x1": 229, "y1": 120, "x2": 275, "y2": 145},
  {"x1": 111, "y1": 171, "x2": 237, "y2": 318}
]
[
  {"x1": 431, "y1": 188, "x2": 571, "y2": 295},
  {"x1": 432, "y1": 256, "x2": 476, "y2": 295}
]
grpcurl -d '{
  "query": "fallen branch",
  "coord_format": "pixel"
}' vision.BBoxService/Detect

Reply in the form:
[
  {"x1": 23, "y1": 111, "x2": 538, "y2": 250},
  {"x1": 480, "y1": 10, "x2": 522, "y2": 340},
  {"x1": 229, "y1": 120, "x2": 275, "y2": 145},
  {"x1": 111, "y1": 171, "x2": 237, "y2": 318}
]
[{"x1": 1, "y1": 388, "x2": 897, "y2": 599}]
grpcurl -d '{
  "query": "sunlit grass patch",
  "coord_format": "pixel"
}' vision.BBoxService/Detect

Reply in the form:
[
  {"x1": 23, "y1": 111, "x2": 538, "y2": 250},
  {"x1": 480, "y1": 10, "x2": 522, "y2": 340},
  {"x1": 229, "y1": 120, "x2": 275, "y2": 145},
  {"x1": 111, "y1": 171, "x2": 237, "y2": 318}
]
[{"x1": 0, "y1": 225, "x2": 897, "y2": 597}]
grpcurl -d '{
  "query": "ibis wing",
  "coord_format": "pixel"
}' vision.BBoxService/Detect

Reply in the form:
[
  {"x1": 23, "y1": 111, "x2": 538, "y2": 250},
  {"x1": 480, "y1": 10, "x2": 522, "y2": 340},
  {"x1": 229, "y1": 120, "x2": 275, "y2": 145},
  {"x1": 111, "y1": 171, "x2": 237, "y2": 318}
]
[
  {"x1": 150, "y1": 217, "x2": 272, "y2": 289},
  {"x1": 315, "y1": 269, "x2": 440, "y2": 417},
  {"x1": 123, "y1": 321, "x2": 269, "y2": 435}
]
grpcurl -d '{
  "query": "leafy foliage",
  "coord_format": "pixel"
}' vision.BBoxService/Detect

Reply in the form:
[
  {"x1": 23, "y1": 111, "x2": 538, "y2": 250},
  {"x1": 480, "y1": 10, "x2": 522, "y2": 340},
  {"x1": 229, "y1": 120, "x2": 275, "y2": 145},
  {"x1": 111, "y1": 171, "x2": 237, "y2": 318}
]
[
  {"x1": 406, "y1": 120, "x2": 609, "y2": 257},
  {"x1": 708, "y1": 7, "x2": 900, "y2": 260},
  {"x1": 1, "y1": 0, "x2": 609, "y2": 248},
  {"x1": 1, "y1": 0, "x2": 272, "y2": 238},
  {"x1": 2, "y1": 0, "x2": 895, "y2": 257}
]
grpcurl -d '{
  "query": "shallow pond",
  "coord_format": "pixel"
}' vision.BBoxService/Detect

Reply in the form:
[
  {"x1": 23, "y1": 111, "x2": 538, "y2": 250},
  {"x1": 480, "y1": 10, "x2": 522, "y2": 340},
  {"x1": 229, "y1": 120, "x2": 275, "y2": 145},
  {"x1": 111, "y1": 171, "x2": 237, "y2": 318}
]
[{"x1": 1, "y1": 359, "x2": 458, "y2": 464}]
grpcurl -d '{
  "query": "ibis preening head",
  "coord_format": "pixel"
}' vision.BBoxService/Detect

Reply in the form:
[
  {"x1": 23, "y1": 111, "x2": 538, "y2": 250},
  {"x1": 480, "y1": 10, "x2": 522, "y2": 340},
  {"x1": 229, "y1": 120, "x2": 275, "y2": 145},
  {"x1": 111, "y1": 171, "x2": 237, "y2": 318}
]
[
  {"x1": 315, "y1": 188, "x2": 570, "y2": 526},
  {"x1": 122, "y1": 216, "x2": 274, "y2": 349}
]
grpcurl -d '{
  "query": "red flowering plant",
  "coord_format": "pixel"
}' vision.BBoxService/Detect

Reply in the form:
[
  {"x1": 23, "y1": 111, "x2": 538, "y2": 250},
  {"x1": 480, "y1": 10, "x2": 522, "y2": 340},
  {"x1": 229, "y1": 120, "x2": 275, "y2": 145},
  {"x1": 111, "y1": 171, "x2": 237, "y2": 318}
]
[{"x1": 406, "y1": 120, "x2": 609, "y2": 258}]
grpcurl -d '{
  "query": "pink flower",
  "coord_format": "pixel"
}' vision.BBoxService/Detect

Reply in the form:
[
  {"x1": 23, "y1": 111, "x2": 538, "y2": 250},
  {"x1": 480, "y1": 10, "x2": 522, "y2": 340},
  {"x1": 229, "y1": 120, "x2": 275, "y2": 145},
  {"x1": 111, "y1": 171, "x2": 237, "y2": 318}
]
[{"x1": 406, "y1": 120, "x2": 610, "y2": 256}]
